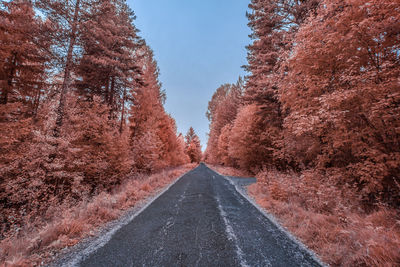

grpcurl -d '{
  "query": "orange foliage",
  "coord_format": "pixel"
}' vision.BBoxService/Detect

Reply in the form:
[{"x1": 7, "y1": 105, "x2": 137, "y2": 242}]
[
  {"x1": 0, "y1": 0, "x2": 48, "y2": 108},
  {"x1": 185, "y1": 127, "x2": 202, "y2": 163},
  {"x1": 205, "y1": 0, "x2": 400, "y2": 265},
  {"x1": 205, "y1": 79, "x2": 243, "y2": 164},
  {"x1": 206, "y1": 0, "x2": 400, "y2": 205},
  {"x1": 249, "y1": 170, "x2": 400, "y2": 267},
  {"x1": 0, "y1": 0, "x2": 189, "y2": 260},
  {"x1": 129, "y1": 46, "x2": 189, "y2": 172},
  {"x1": 280, "y1": 0, "x2": 400, "y2": 204},
  {"x1": 217, "y1": 124, "x2": 233, "y2": 166},
  {"x1": 0, "y1": 164, "x2": 195, "y2": 266}
]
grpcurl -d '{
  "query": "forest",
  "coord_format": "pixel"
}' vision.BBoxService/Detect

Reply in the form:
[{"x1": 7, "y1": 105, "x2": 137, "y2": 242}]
[
  {"x1": 205, "y1": 0, "x2": 399, "y2": 266},
  {"x1": 0, "y1": 0, "x2": 202, "y2": 265},
  {"x1": 1, "y1": 0, "x2": 399, "y2": 266}
]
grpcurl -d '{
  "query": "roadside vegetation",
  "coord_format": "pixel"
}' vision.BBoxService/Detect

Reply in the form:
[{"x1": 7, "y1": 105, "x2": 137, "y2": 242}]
[
  {"x1": 0, "y1": 164, "x2": 196, "y2": 266},
  {"x1": 205, "y1": 0, "x2": 400, "y2": 266},
  {"x1": 216, "y1": 166, "x2": 400, "y2": 266},
  {"x1": 0, "y1": 0, "x2": 201, "y2": 265}
]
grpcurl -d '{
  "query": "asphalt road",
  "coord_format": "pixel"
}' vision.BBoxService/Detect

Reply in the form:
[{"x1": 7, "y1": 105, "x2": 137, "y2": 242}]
[{"x1": 78, "y1": 163, "x2": 322, "y2": 267}]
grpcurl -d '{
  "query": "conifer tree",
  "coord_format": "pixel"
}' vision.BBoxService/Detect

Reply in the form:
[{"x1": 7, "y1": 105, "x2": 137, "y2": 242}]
[
  {"x1": 128, "y1": 45, "x2": 167, "y2": 171},
  {"x1": 76, "y1": 0, "x2": 142, "y2": 115},
  {"x1": 0, "y1": 0, "x2": 48, "y2": 110},
  {"x1": 185, "y1": 127, "x2": 202, "y2": 163},
  {"x1": 35, "y1": 0, "x2": 91, "y2": 136}
]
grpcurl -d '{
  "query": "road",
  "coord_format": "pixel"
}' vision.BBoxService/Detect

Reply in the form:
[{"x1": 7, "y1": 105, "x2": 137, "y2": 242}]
[{"x1": 75, "y1": 164, "x2": 322, "y2": 267}]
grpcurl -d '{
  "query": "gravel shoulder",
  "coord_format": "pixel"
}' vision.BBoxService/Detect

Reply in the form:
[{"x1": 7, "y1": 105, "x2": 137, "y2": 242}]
[
  {"x1": 48, "y1": 170, "x2": 189, "y2": 267},
  {"x1": 50, "y1": 164, "x2": 325, "y2": 267},
  {"x1": 211, "y1": 167, "x2": 326, "y2": 267}
]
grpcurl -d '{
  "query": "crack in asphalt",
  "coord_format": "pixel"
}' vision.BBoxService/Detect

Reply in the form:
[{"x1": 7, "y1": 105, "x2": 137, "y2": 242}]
[
  {"x1": 52, "y1": 164, "x2": 324, "y2": 267},
  {"x1": 215, "y1": 195, "x2": 250, "y2": 267}
]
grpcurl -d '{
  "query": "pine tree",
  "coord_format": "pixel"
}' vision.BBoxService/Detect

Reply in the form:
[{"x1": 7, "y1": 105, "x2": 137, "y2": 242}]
[
  {"x1": 0, "y1": 1, "x2": 50, "y2": 227},
  {"x1": 129, "y1": 45, "x2": 164, "y2": 139},
  {"x1": 128, "y1": 45, "x2": 168, "y2": 171},
  {"x1": 35, "y1": 0, "x2": 92, "y2": 136},
  {"x1": 65, "y1": 95, "x2": 132, "y2": 191},
  {"x1": 245, "y1": 0, "x2": 319, "y2": 103},
  {"x1": 0, "y1": 0, "x2": 48, "y2": 110},
  {"x1": 185, "y1": 127, "x2": 202, "y2": 163},
  {"x1": 76, "y1": 0, "x2": 142, "y2": 116}
]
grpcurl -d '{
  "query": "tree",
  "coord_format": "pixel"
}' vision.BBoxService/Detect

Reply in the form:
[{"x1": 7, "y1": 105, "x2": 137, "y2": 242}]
[
  {"x1": 76, "y1": 0, "x2": 142, "y2": 118},
  {"x1": 0, "y1": 0, "x2": 48, "y2": 111},
  {"x1": 228, "y1": 104, "x2": 276, "y2": 172},
  {"x1": 129, "y1": 46, "x2": 164, "y2": 138},
  {"x1": 205, "y1": 78, "x2": 243, "y2": 164},
  {"x1": 65, "y1": 95, "x2": 132, "y2": 191},
  {"x1": 244, "y1": 0, "x2": 319, "y2": 103},
  {"x1": 156, "y1": 114, "x2": 189, "y2": 166},
  {"x1": 281, "y1": 0, "x2": 400, "y2": 205},
  {"x1": 0, "y1": 0, "x2": 190, "y2": 240},
  {"x1": 128, "y1": 45, "x2": 164, "y2": 171},
  {"x1": 185, "y1": 127, "x2": 196, "y2": 146},
  {"x1": 177, "y1": 133, "x2": 190, "y2": 164},
  {"x1": 35, "y1": 0, "x2": 93, "y2": 136},
  {"x1": 128, "y1": 44, "x2": 187, "y2": 170},
  {"x1": 217, "y1": 124, "x2": 234, "y2": 166},
  {"x1": 185, "y1": 127, "x2": 202, "y2": 163},
  {"x1": 0, "y1": 1, "x2": 51, "y2": 230},
  {"x1": 241, "y1": 0, "x2": 320, "y2": 169}
]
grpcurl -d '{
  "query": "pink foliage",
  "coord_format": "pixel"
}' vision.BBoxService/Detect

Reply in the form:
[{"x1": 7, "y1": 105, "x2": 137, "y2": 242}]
[
  {"x1": 185, "y1": 127, "x2": 202, "y2": 163},
  {"x1": 0, "y1": 165, "x2": 195, "y2": 266},
  {"x1": 205, "y1": 0, "x2": 400, "y2": 265},
  {"x1": 0, "y1": 0, "x2": 189, "y2": 262}
]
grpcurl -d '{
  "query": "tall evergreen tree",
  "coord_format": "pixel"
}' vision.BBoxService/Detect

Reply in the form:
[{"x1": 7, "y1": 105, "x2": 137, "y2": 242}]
[
  {"x1": 185, "y1": 127, "x2": 202, "y2": 163},
  {"x1": 76, "y1": 0, "x2": 142, "y2": 116},
  {"x1": 0, "y1": 0, "x2": 48, "y2": 110},
  {"x1": 35, "y1": 0, "x2": 93, "y2": 136}
]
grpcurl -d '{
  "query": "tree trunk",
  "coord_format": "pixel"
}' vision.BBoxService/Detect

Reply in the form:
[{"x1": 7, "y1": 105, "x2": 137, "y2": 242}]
[
  {"x1": 109, "y1": 76, "x2": 115, "y2": 118},
  {"x1": 104, "y1": 76, "x2": 110, "y2": 104},
  {"x1": 1, "y1": 53, "x2": 17, "y2": 105},
  {"x1": 53, "y1": 0, "x2": 81, "y2": 137},
  {"x1": 119, "y1": 87, "x2": 126, "y2": 133},
  {"x1": 33, "y1": 86, "x2": 41, "y2": 117}
]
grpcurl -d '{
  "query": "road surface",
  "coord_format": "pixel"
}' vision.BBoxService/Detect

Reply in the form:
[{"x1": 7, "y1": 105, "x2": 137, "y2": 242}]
[{"x1": 69, "y1": 164, "x2": 323, "y2": 266}]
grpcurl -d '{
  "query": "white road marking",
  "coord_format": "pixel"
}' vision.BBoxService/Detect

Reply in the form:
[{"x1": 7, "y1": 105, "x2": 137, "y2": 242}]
[{"x1": 215, "y1": 195, "x2": 250, "y2": 267}]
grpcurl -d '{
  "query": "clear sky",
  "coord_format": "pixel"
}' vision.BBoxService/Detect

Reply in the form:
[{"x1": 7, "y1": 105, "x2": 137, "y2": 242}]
[{"x1": 127, "y1": 0, "x2": 251, "y2": 149}]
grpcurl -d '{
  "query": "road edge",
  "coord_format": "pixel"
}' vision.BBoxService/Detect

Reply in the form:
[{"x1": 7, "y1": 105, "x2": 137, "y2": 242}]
[
  {"x1": 49, "y1": 166, "x2": 196, "y2": 267},
  {"x1": 206, "y1": 164, "x2": 327, "y2": 267}
]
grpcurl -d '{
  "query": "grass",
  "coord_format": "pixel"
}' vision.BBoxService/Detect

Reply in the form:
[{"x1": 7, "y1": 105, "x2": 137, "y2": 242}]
[
  {"x1": 212, "y1": 165, "x2": 400, "y2": 267},
  {"x1": 0, "y1": 164, "x2": 196, "y2": 267}
]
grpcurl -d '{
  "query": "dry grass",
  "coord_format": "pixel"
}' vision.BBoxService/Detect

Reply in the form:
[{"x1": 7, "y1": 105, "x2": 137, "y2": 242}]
[
  {"x1": 208, "y1": 164, "x2": 251, "y2": 177},
  {"x1": 0, "y1": 164, "x2": 196, "y2": 267},
  {"x1": 248, "y1": 169, "x2": 400, "y2": 267}
]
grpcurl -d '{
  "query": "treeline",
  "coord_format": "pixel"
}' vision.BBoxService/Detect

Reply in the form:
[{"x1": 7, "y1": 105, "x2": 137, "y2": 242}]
[
  {"x1": 0, "y1": 0, "x2": 192, "y2": 236},
  {"x1": 205, "y1": 0, "x2": 399, "y2": 208}
]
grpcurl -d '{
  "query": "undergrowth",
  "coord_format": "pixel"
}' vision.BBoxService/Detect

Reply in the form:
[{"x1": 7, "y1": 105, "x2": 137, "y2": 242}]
[
  {"x1": 0, "y1": 164, "x2": 196, "y2": 267},
  {"x1": 214, "y1": 165, "x2": 400, "y2": 267}
]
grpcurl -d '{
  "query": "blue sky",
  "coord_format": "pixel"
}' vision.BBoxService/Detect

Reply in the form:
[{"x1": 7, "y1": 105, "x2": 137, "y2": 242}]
[{"x1": 127, "y1": 0, "x2": 251, "y2": 149}]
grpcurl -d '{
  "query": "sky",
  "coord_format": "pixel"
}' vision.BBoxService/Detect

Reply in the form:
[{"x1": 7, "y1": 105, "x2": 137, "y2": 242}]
[{"x1": 127, "y1": 0, "x2": 251, "y2": 149}]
